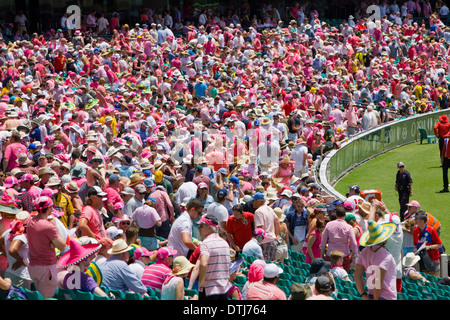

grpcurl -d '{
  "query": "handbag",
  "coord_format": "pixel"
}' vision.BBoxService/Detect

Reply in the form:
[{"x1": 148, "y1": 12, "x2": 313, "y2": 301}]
[{"x1": 418, "y1": 249, "x2": 435, "y2": 271}]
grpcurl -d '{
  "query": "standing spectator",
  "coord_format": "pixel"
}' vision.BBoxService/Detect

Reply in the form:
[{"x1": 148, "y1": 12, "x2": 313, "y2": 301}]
[
  {"x1": 131, "y1": 199, "x2": 162, "y2": 251},
  {"x1": 434, "y1": 114, "x2": 450, "y2": 163},
  {"x1": 440, "y1": 136, "x2": 450, "y2": 193},
  {"x1": 198, "y1": 215, "x2": 231, "y2": 300},
  {"x1": 167, "y1": 198, "x2": 203, "y2": 258},
  {"x1": 320, "y1": 207, "x2": 358, "y2": 272},
  {"x1": 150, "y1": 186, "x2": 175, "y2": 238},
  {"x1": 227, "y1": 204, "x2": 254, "y2": 254},
  {"x1": 285, "y1": 193, "x2": 309, "y2": 253},
  {"x1": 354, "y1": 220, "x2": 397, "y2": 300},
  {"x1": 413, "y1": 210, "x2": 442, "y2": 277},
  {"x1": 78, "y1": 186, "x2": 108, "y2": 241},
  {"x1": 394, "y1": 161, "x2": 413, "y2": 219},
  {"x1": 2, "y1": 130, "x2": 28, "y2": 174},
  {"x1": 99, "y1": 238, "x2": 148, "y2": 296},
  {"x1": 27, "y1": 196, "x2": 66, "y2": 298},
  {"x1": 253, "y1": 193, "x2": 280, "y2": 262}
]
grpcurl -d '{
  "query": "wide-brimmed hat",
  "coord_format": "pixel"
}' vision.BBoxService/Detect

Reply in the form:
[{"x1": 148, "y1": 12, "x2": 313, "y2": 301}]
[
  {"x1": 273, "y1": 207, "x2": 286, "y2": 222},
  {"x1": 359, "y1": 220, "x2": 396, "y2": 247},
  {"x1": 86, "y1": 99, "x2": 99, "y2": 110},
  {"x1": 0, "y1": 190, "x2": 21, "y2": 215},
  {"x1": 357, "y1": 201, "x2": 372, "y2": 216},
  {"x1": 65, "y1": 181, "x2": 80, "y2": 194},
  {"x1": 402, "y1": 252, "x2": 421, "y2": 268},
  {"x1": 129, "y1": 173, "x2": 144, "y2": 187},
  {"x1": 172, "y1": 256, "x2": 195, "y2": 276},
  {"x1": 46, "y1": 176, "x2": 61, "y2": 187},
  {"x1": 71, "y1": 166, "x2": 86, "y2": 178},
  {"x1": 439, "y1": 114, "x2": 449, "y2": 123},
  {"x1": 16, "y1": 153, "x2": 32, "y2": 166},
  {"x1": 58, "y1": 239, "x2": 102, "y2": 268},
  {"x1": 107, "y1": 239, "x2": 133, "y2": 255}
]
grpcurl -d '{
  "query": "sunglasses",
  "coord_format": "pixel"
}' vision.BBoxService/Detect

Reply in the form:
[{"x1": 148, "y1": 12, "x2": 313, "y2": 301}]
[{"x1": 120, "y1": 221, "x2": 131, "y2": 225}]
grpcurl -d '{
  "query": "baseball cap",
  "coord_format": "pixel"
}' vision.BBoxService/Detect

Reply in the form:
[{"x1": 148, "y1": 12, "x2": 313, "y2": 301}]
[
  {"x1": 348, "y1": 185, "x2": 360, "y2": 193},
  {"x1": 310, "y1": 258, "x2": 331, "y2": 274},
  {"x1": 134, "y1": 246, "x2": 153, "y2": 259},
  {"x1": 135, "y1": 184, "x2": 146, "y2": 194},
  {"x1": 397, "y1": 162, "x2": 405, "y2": 167},
  {"x1": 264, "y1": 263, "x2": 283, "y2": 278},
  {"x1": 88, "y1": 186, "x2": 107, "y2": 198},
  {"x1": 252, "y1": 192, "x2": 265, "y2": 200},
  {"x1": 315, "y1": 275, "x2": 332, "y2": 293},
  {"x1": 198, "y1": 182, "x2": 208, "y2": 189},
  {"x1": 406, "y1": 200, "x2": 420, "y2": 207},
  {"x1": 143, "y1": 178, "x2": 155, "y2": 187},
  {"x1": 281, "y1": 189, "x2": 293, "y2": 198},
  {"x1": 156, "y1": 247, "x2": 177, "y2": 260},
  {"x1": 217, "y1": 188, "x2": 229, "y2": 198},
  {"x1": 218, "y1": 168, "x2": 228, "y2": 174},
  {"x1": 109, "y1": 174, "x2": 120, "y2": 181},
  {"x1": 106, "y1": 226, "x2": 123, "y2": 239},
  {"x1": 229, "y1": 176, "x2": 241, "y2": 187},
  {"x1": 121, "y1": 187, "x2": 135, "y2": 195}
]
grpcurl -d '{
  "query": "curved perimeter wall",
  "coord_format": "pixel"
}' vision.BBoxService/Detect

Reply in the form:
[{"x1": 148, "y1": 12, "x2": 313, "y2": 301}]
[{"x1": 317, "y1": 110, "x2": 450, "y2": 200}]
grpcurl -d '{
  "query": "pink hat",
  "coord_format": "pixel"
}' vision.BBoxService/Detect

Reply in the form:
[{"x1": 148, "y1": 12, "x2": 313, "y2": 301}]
[
  {"x1": 33, "y1": 196, "x2": 54, "y2": 212},
  {"x1": 3, "y1": 176, "x2": 19, "y2": 188},
  {"x1": 19, "y1": 174, "x2": 35, "y2": 183},
  {"x1": 113, "y1": 203, "x2": 123, "y2": 210},
  {"x1": 253, "y1": 228, "x2": 267, "y2": 238},
  {"x1": 248, "y1": 260, "x2": 267, "y2": 283},
  {"x1": 41, "y1": 188, "x2": 58, "y2": 197},
  {"x1": 198, "y1": 182, "x2": 208, "y2": 189},
  {"x1": 406, "y1": 200, "x2": 420, "y2": 208},
  {"x1": 343, "y1": 200, "x2": 355, "y2": 210},
  {"x1": 57, "y1": 239, "x2": 102, "y2": 269},
  {"x1": 134, "y1": 246, "x2": 153, "y2": 259},
  {"x1": 156, "y1": 247, "x2": 177, "y2": 260}
]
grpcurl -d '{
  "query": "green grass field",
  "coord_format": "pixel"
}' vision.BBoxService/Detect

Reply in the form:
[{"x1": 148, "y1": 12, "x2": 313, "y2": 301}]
[{"x1": 334, "y1": 141, "x2": 449, "y2": 247}]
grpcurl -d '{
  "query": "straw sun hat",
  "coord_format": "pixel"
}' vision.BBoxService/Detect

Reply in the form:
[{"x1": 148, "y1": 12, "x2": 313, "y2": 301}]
[{"x1": 359, "y1": 220, "x2": 396, "y2": 247}]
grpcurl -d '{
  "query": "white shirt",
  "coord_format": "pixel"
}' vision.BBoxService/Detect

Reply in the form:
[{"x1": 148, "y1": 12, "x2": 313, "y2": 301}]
[
  {"x1": 129, "y1": 260, "x2": 146, "y2": 280},
  {"x1": 206, "y1": 202, "x2": 229, "y2": 225},
  {"x1": 175, "y1": 182, "x2": 198, "y2": 205}
]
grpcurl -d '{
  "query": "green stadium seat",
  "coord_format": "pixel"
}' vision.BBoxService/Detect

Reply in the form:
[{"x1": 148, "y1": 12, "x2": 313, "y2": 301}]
[
  {"x1": 418, "y1": 128, "x2": 437, "y2": 144},
  {"x1": 421, "y1": 292, "x2": 437, "y2": 300},
  {"x1": 397, "y1": 292, "x2": 408, "y2": 300},
  {"x1": 24, "y1": 288, "x2": 46, "y2": 300},
  {"x1": 93, "y1": 293, "x2": 110, "y2": 300},
  {"x1": 405, "y1": 289, "x2": 422, "y2": 300},
  {"x1": 74, "y1": 290, "x2": 94, "y2": 300},
  {"x1": 277, "y1": 278, "x2": 292, "y2": 288},
  {"x1": 291, "y1": 274, "x2": 304, "y2": 284},
  {"x1": 54, "y1": 288, "x2": 75, "y2": 300},
  {"x1": 278, "y1": 272, "x2": 292, "y2": 281},
  {"x1": 278, "y1": 285, "x2": 290, "y2": 297},
  {"x1": 184, "y1": 288, "x2": 199, "y2": 298},
  {"x1": 125, "y1": 292, "x2": 143, "y2": 300},
  {"x1": 337, "y1": 292, "x2": 352, "y2": 300}
]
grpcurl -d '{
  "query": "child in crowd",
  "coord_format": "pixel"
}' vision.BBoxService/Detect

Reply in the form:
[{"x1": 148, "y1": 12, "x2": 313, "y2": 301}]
[{"x1": 329, "y1": 250, "x2": 350, "y2": 281}]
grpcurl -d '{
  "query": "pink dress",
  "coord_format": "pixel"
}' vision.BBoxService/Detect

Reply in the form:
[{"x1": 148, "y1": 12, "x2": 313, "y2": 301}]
[{"x1": 303, "y1": 229, "x2": 322, "y2": 264}]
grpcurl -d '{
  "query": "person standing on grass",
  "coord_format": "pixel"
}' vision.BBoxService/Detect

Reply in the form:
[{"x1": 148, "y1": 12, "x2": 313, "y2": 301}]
[
  {"x1": 394, "y1": 162, "x2": 413, "y2": 220},
  {"x1": 440, "y1": 136, "x2": 450, "y2": 193}
]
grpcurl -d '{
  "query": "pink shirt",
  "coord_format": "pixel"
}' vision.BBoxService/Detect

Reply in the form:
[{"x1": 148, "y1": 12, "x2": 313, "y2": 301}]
[
  {"x1": 247, "y1": 281, "x2": 287, "y2": 300},
  {"x1": 254, "y1": 205, "x2": 278, "y2": 243},
  {"x1": 27, "y1": 216, "x2": 59, "y2": 266},
  {"x1": 320, "y1": 218, "x2": 358, "y2": 257},
  {"x1": 132, "y1": 205, "x2": 161, "y2": 229},
  {"x1": 141, "y1": 261, "x2": 172, "y2": 290},
  {"x1": 4, "y1": 142, "x2": 27, "y2": 173},
  {"x1": 356, "y1": 246, "x2": 397, "y2": 300},
  {"x1": 149, "y1": 190, "x2": 174, "y2": 222},
  {"x1": 80, "y1": 205, "x2": 106, "y2": 240}
]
